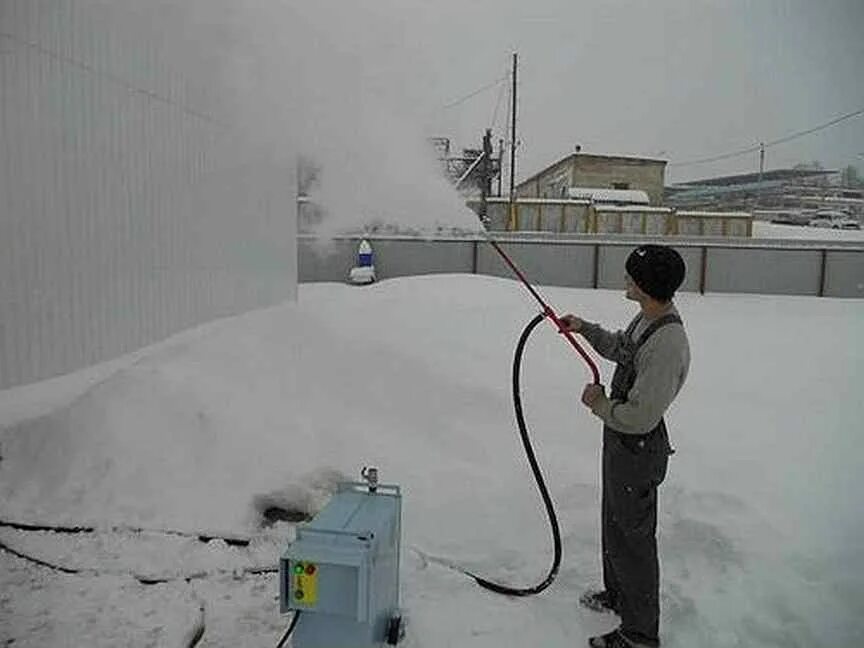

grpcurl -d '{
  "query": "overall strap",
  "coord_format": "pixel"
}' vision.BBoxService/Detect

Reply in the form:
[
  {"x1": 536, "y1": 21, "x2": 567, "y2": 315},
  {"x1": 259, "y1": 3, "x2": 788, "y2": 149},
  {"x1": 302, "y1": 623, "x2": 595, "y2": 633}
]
[{"x1": 634, "y1": 313, "x2": 683, "y2": 350}]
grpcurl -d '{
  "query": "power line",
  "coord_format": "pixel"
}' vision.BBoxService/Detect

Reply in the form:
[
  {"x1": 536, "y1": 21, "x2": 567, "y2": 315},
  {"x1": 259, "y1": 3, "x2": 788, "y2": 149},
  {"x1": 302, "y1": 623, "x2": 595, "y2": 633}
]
[
  {"x1": 765, "y1": 107, "x2": 864, "y2": 147},
  {"x1": 443, "y1": 75, "x2": 508, "y2": 110},
  {"x1": 669, "y1": 106, "x2": 864, "y2": 168}
]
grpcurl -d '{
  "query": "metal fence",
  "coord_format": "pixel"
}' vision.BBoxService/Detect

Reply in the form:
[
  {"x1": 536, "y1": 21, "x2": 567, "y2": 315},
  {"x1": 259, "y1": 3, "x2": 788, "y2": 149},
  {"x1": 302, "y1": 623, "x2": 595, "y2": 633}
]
[{"x1": 300, "y1": 234, "x2": 864, "y2": 299}]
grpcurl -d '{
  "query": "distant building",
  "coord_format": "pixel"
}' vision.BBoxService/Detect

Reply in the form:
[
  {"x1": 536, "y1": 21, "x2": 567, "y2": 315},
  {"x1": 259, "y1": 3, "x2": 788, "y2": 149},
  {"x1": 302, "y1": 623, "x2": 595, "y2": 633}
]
[
  {"x1": 515, "y1": 152, "x2": 667, "y2": 205},
  {"x1": 666, "y1": 168, "x2": 863, "y2": 223}
]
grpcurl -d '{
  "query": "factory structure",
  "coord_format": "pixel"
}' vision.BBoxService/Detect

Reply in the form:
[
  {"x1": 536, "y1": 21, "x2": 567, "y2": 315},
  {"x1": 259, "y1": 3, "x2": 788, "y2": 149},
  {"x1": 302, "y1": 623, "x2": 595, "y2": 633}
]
[
  {"x1": 466, "y1": 149, "x2": 753, "y2": 237},
  {"x1": 514, "y1": 151, "x2": 666, "y2": 205}
]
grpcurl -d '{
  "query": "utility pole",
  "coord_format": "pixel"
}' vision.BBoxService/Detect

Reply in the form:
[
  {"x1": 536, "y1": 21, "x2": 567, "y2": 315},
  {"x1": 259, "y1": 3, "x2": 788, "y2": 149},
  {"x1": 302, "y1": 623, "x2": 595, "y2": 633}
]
[
  {"x1": 497, "y1": 138, "x2": 505, "y2": 197},
  {"x1": 480, "y1": 129, "x2": 493, "y2": 224},
  {"x1": 756, "y1": 142, "x2": 765, "y2": 208},
  {"x1": 508, "y1": 52, "x2": 518, "y2": 228}
]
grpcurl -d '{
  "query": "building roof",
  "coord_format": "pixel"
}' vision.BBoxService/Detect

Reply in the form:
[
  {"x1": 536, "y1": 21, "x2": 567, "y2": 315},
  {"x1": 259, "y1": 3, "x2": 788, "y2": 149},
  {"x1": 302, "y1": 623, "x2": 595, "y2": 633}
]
[
  {"x1": 518, "y1": 152, "x2": 668, "y2": 188},
  {"x1": 676, "y1": 168, "x2": 836, "y2": 188}
]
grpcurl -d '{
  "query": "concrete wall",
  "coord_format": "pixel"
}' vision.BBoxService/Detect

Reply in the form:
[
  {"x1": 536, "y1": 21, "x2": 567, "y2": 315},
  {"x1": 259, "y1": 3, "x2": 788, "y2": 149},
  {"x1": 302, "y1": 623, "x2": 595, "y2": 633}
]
[
  {"x1": 478, "y1": 200, "x2": 592, "y2": 233},
  {"x1": 300, "y1": 235, "x2": 864, "y2": 299},
  {"x1": 469, "y1": 200, "x2": 752, "y2": 238},
  {"x1": 517, "y1": 155, "x2": 666, "y2": 205},
  {"x1": 572, "y1": 156, "x2": 666, "y2": 206},
  {"x1": 516, "y1": 158, "x2": 572, "y2": 198},
  {"x1": 0, "y1": 2, "x2": 297, "y2": 389}
]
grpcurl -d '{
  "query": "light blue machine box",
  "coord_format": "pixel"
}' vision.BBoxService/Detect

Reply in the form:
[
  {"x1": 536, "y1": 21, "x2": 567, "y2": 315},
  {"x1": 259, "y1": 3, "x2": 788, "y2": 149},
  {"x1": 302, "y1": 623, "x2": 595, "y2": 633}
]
[{"x1": 280, "y1": 477, "x2": 403, "y2": 647}]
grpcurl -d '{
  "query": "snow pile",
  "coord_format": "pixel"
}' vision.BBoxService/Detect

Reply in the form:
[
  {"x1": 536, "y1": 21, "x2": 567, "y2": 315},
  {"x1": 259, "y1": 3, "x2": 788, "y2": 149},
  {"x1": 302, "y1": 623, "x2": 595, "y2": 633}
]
[{"x1": 1, "y1": 275, "x2": 863, "y2": 646}]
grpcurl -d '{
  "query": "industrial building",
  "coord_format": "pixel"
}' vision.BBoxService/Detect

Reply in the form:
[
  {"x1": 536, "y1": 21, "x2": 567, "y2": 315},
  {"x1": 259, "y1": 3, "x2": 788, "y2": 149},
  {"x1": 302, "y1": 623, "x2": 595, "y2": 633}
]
[
  {"x1": 466, "y1": 150, "x2": 751, "y2": 237},
  {"x1": 515, "y1": 151, "x2": 668, "y2": 205}
]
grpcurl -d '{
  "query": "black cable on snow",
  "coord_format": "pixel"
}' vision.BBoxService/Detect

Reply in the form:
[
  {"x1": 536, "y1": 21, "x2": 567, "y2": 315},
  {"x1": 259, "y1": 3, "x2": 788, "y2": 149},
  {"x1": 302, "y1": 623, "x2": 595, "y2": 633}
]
[
  {"x1": 184, "y1": 602, "x2": 206, "y2": 648},
  {"x1": 276, "y1": 611, "x2": 301, "y2": 648},
  {"x1": 0, "y1": 538, "x2": 83, "y2": 574},
  {"x1": 466, "y1": 313, "x2": 562, "y2": 597},
  {"x1": 0, "y1": 518, "x2": 253, "y2": 545},
  {"x1": 0, "y1": 535, "x2": 277, "y2": 584},
  {"x1": 0, "y1": 519, "x2": 94, "y2": 534}
]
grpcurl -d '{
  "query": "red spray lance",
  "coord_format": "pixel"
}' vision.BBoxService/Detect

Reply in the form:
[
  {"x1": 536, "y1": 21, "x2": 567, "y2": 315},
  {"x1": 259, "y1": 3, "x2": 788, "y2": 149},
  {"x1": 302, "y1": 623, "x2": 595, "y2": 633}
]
[{"x1": 486, "y1": 237, "x2": 600, "y2": 383}]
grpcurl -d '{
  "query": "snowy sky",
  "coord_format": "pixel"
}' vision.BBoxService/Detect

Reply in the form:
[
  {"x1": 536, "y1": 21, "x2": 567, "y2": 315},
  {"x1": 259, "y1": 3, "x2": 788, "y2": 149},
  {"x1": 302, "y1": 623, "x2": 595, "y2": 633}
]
[
  {"x1": 401, "y1": 0, "x2": 864, "y2": 183},
  {"x1": 28, "y1": 1, "x2": 861, "y2": 234}
]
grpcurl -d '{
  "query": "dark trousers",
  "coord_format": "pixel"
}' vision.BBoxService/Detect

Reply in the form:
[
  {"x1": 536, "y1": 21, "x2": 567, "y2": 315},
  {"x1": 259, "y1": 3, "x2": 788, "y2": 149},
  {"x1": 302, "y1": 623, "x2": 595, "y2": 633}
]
[{"x1": 601, "y1": 425, "x2": 670, "y2": 642}]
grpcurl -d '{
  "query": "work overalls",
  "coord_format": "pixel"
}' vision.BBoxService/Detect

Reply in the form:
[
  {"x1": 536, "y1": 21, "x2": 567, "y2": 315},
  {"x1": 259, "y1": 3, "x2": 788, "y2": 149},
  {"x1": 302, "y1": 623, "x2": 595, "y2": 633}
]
[{"x1": 602, "y1": 313, "x2": 680, "y2": 644}]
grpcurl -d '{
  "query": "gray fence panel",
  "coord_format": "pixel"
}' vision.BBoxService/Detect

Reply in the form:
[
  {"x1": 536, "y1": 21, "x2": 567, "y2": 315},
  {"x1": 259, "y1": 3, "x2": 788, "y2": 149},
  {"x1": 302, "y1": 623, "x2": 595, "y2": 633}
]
[
  {"x1": 373, "y1": 240, "x2": 475, "y2": 279},
  {"x1": 706, "y1": 248, "x2": 823, "y2": 296},
  {"x1": 299, "y1": 236, "x2": 863, "y2": 298},
  {"x1": 299, "y1": 239, "x2": 356, "y2": 282},
  {"x1": 597, "y1": 244, "x2": 702, "y2": 293},
  {"x1": 824, "y1": 251, "x2": 864, "y2": 298},
  {"x1": 476, "y1": 242, "x2": 594, "y2": 288}
]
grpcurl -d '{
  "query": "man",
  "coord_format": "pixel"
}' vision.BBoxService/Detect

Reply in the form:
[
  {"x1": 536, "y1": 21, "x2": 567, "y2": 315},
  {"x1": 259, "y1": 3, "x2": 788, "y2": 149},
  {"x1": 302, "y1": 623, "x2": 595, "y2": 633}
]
[{"x1": 561, "y1": 245, "x2": 690, "y2": 648}]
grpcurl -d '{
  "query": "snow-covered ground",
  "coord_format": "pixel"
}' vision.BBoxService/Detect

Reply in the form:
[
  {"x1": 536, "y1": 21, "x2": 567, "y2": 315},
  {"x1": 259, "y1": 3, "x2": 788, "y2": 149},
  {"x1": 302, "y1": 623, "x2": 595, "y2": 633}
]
[{"x1": 1, "y1": 274, "x2": 862, "y2": 647}]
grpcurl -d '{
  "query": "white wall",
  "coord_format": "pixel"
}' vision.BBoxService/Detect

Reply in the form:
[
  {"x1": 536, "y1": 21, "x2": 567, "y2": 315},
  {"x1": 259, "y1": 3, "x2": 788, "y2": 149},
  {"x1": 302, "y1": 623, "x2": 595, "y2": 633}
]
[{"x1": 0, "y1": 1, "x2": 297, "y2": 389}]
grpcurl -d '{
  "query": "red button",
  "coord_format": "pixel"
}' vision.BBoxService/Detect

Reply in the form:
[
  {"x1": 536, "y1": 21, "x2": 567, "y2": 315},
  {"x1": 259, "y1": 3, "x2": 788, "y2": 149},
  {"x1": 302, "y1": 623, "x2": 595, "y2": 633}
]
[{"x1": 305, "y1": 564, "x2": 316, "y2": 575}]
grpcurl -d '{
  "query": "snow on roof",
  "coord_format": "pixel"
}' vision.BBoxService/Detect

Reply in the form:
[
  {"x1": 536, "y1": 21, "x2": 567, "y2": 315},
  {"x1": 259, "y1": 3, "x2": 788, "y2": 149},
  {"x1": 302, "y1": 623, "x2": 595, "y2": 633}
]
[
  {"x1": 469, "y1": 197, "x2": 592, "y2": 205},
  {"x1": 677, "y1": 210, "x2": 752, "y2": 219},
  {"x1": 592, "y1": 205, "x2": 673, "y2": 213},
  {"x1": 567, "y1": 187, "x2": 651, "y2": 204}
]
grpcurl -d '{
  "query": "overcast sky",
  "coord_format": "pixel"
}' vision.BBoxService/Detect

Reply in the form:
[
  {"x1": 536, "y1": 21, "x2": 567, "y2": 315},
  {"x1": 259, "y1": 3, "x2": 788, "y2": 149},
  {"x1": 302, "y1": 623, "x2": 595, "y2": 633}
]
[{"x1": 352, "y1": 0, "x2": 864, "y2": 184}]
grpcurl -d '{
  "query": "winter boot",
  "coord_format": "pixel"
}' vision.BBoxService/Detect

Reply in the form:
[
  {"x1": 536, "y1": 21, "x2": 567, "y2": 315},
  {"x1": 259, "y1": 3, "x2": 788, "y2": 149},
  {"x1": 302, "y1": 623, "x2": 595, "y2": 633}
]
[
  {"x1": 579, "y1": 589, "x2": 620, "y2": 614},
  {"x1": 588, "y1": 629, "x2": 659, "y2": 648}
]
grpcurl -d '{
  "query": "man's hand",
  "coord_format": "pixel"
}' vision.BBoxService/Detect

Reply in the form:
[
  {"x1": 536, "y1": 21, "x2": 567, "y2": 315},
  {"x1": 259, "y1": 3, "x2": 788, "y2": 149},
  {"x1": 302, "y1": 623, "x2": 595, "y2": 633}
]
[
  {"x1": 581, "y1": 383, "x2": 606, "y2": 408},
  {"x1": 560, "y1": 314, "x2": 584, "y2": 333}
]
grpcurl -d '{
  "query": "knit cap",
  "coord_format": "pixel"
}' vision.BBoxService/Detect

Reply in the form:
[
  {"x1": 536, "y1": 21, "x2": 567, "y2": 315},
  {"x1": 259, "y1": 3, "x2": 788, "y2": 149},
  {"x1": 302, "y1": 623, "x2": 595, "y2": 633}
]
[{"x1": 625, "y1": 245, "x2": 686, "y2": 301}]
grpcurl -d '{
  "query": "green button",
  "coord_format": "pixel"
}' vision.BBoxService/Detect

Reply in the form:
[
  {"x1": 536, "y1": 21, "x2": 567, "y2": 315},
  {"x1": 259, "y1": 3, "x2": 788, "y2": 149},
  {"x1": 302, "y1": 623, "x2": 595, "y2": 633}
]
[{"x1": 294, "y1": 563, "x2": 304, "y2": 575}]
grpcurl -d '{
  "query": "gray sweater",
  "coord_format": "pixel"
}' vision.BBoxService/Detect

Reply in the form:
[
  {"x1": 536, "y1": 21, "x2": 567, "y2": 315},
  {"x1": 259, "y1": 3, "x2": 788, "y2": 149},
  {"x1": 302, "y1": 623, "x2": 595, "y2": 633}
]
[{"x1": 580, "y1": 305, "x2": 690, "y2": 435}]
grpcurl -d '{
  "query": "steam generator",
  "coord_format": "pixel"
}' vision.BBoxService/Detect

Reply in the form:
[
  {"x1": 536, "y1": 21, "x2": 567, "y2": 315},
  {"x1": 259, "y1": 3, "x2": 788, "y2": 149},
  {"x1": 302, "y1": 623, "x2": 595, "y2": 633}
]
[{"x1": 280, "y1": 468, "x2": 404, "y2": 647}]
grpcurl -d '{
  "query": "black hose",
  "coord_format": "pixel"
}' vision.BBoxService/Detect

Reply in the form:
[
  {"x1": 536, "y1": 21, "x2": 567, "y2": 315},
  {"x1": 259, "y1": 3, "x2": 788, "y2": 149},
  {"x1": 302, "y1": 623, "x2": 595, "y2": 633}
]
[
  {"x1": 276, "y1": 611, "x2": 301, "y2": 648},
  {"x1": 468, "y1": 313, "x2": 562, "y2": 597}
]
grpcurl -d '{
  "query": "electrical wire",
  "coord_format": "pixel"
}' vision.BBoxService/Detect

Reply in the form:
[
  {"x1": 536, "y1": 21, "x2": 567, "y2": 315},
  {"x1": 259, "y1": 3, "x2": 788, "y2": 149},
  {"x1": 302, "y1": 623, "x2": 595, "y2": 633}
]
[
  {"x1": 443, "y1": 75, "x2": 508, "y2": 110},
  {"x1": 669, "y1": 106, "x2": 864, "y2": 168},
  {"x1": 275, "y1": 611, "x2": 301, "y2": 648}
]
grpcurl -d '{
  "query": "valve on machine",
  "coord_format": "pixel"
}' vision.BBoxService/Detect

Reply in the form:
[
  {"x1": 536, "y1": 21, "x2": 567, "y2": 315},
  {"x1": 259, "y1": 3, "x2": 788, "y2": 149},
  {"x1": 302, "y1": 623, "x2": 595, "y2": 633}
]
[{"x1": 361, "y1": 466, "x2": 379, "y2": 493}]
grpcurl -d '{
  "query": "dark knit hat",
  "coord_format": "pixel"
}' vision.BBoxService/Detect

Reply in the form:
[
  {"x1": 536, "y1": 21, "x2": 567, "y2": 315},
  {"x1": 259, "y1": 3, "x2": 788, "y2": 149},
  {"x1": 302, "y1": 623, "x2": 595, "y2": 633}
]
[{"x1": 625, "y1": 245, "x2": 686, "y2": 301}]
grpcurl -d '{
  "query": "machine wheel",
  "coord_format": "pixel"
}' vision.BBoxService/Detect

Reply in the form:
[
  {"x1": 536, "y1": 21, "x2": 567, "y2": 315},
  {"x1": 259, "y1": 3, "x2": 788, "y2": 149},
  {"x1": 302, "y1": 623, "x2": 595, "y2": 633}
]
[{"x1": 386, "y1": 614, "x2": 404, "y2": 645}]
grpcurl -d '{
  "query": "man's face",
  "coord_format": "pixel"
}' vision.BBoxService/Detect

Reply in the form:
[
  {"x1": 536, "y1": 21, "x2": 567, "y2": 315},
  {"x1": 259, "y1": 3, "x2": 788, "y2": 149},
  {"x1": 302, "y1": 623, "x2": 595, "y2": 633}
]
[{"x1": 625, "y1": 273, "x2": 642, "y2": 302}]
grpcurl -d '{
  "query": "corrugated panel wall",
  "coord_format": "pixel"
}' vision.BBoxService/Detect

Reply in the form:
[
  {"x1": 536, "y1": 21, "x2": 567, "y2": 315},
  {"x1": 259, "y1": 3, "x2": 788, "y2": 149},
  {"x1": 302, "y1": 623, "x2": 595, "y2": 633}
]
[{"x1": 0, "y1": 1, "x2": 298, "y2": 389}]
